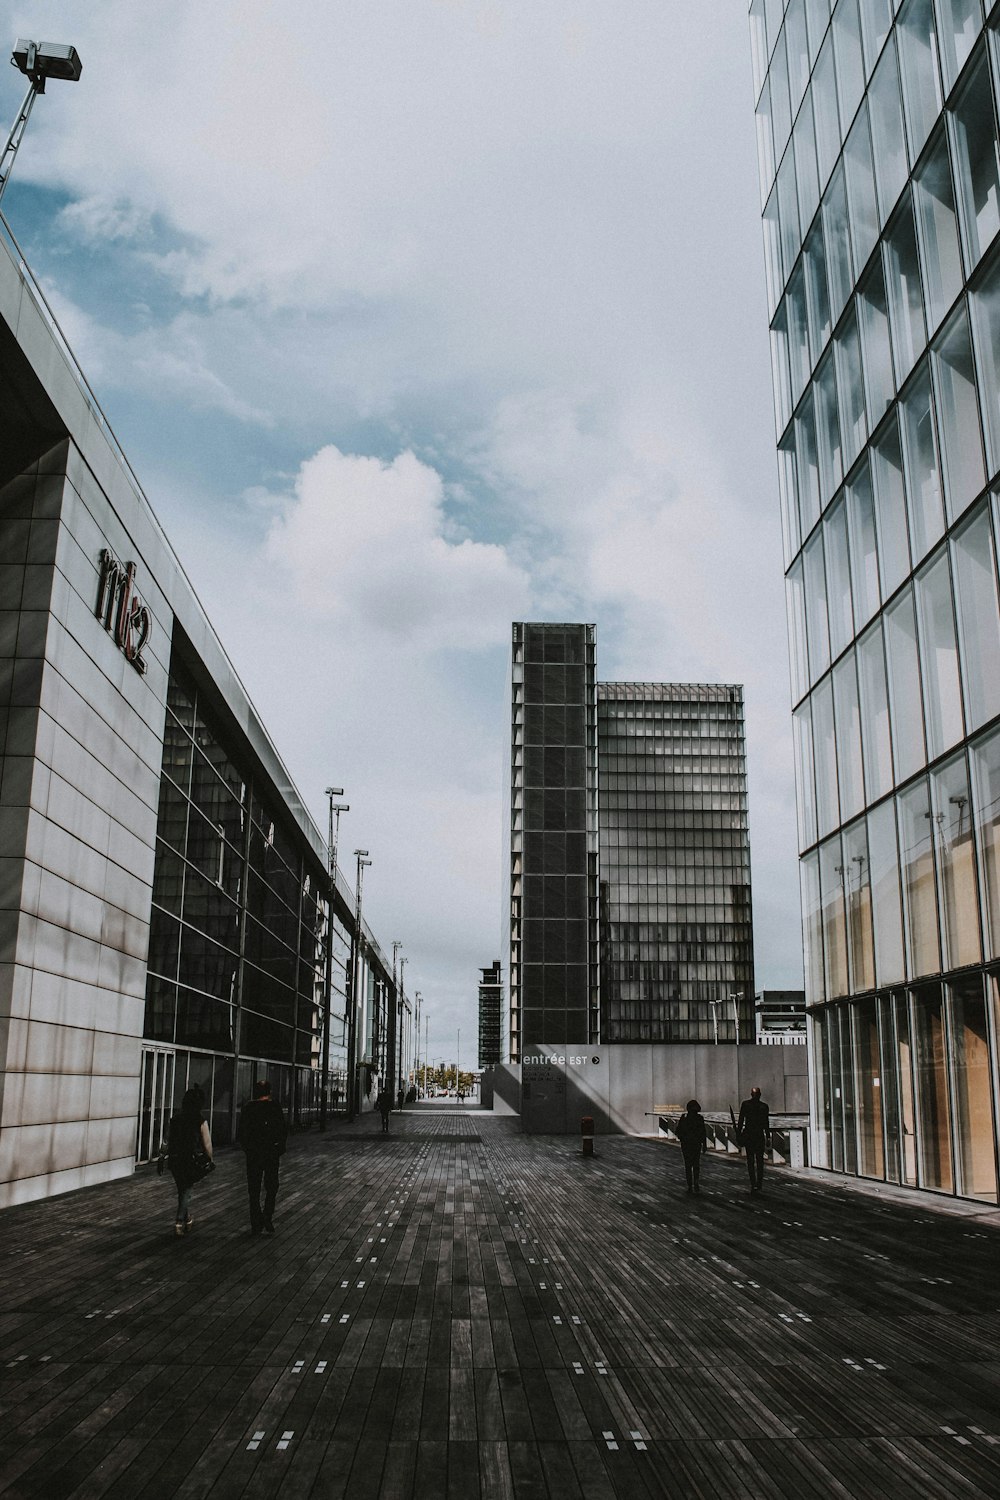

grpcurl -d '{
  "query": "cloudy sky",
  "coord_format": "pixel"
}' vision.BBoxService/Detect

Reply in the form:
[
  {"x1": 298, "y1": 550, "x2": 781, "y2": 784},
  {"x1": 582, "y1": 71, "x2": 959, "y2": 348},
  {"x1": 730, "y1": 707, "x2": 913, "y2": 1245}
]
[{"x1": 2, "y1": 1, "x2": 801, "y2": 1063}]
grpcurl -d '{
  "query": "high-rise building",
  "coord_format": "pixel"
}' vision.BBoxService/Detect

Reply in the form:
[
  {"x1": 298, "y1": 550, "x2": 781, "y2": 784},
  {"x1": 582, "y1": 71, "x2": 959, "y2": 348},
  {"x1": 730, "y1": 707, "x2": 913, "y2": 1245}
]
[
  {"x1": 751, "y1": 0, "x2": 1000, "y2": 1201},
  {"x1": 598, "y1": 682, "x2": 754, "y2": 1042},
  {"x1": 477, "y1": 961, "x2": 504, "y2": 1067},
  {"x1": 505, "y1": 626, "x2": 754, "y2": 1057}
]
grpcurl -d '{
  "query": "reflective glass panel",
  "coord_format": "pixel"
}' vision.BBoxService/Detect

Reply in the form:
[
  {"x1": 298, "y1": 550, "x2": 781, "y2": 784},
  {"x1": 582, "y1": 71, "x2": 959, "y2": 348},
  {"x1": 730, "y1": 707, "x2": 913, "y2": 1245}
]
[
  {"x1": 825, "y1": 492, "x2": 856, "y2": 656},
  {"x1": 869, "y1": 796, "x2": 906, "y2": 982},
  {"x1": 898, "y1": 778, "x2": 942, "y2": 975},
  {"x1": 750, "y1": 0, "x2": 769, "y2": 101},
  {"x1": 913, "y1": 126, "x2": 964, "y2": 336},
  {"x1": 860, "y1": 0, "x2": 894, "y2": 75},
  {"x1": 787, "y1": 556, "x2": 811, "y2": 703},
  {"x1": 897, "y1": 0, "x2": 943, "y2": 162},
  {"x1": 913, "y1": 984, "x2": 954, "y2": 1190},
  {"x1": 847, "y1": 455, "x2": 882, "y2": 625},
  {"x1": 756, "y1": 77, "x2": 776, "y2": 206},
  {"x1": 779, "y1": 433, "x2": 802, "y2": 565},
  {"x1": 787, "y1": 0, "x2": 812, "y2": 110},
  {"x1": 933, "y1": 0, "x2": 982, "y2": 94},
  {"x1": 884, "y1": 194, "x2": 927, "y2": 382},
  {"x1": 844, "y1": 103, "x2": 881, "y2": 266},
  {"x1": 787, "y1": 263, "x2": 812, "y2": 402},
  {"x1": 950, "y1": 973, "x2": 997, "y2": 1201},
  {"x1": 855, "y1": 996, "x2": 885, "y2": 1174},
  {"x1": 951, "y1": 500, "x2": 1000, "y2": 730},
  {"x1": 805, "y1": 222, "x2": 833, "y2": 364},
  {"x1": 915, "y1": 547, "x2": 964, "y2": 759},
  {"x1": 931, "y1": 751, "x2": 981, "y2": 967},
  {"x1": 858, "y1": 260, "x2": 895, "y2": 426},
  {"x1": 858, "y1": 618, "x2": 894, "y2": 798},
  {"x1": 835, "y1": 304, "x2": 868, "y2": 466},
  {"x1": 931, "y1": 303, "x2": 986, "y2": 520},
  {"x1": 771, "y1": 306, "x2": 793, "y2": 434},
  {"x1": 900, "y1": 362, "x2": 945, "y2": 562},
  {"x1": 834, "y1": 0, "x2": 866, "y2": 126},
  {"x1": 794, "y1": 701, "x2": 819, "y2": 846},
  {"x1": 814, "y1": 674, "x2": 841, "y2": 835},
  {"x1": 816, "y1": 352, "x2": 844, "y2": 501},
  {"x1": 823, "y1": 162, "x2": 855, "y2": 316},
  {"x1": 872, "y1": 411, "x2": 912, "y2": 594},
  {"x1": 869, "y1": 36, "x2": 909, "y2": 222},
  {"x1": 802, "y1": 850, "x2": 826, "y2": 1001},
  {"x1": 778, "y1": 146, "x2": 802, "y2": 280},
  {"x1": 970, "y1": 723, "x2": 1000, "y2": 957},
  {"x1": 844, "y1": 818, "x2": 876, "y2": 989},
  {"x1": 969, "y1": 250, "x2": 1000, "y2": 475},
  {"x1": 948, "y1": 45, "x2": 1000, "y2": 269},
  {"x1": 771, "y1": 23, "x2": 793, "y2": 158},
  {"x1": 763, "y1": 186, "x2": 783, "y2": 316},
  {"x1": 814, "y1": 29, "x2": 843, "y2": 189},
  {"x1": 820, "y1": 835, "x2": 850, "y2": 996},
  {"x1": 879, "y1": 992, "x2": 902, "y2": 1180},
  {"x1": 797, "y1": 388, "x2": 823, "y2": 535},
  {"x1": 794, "y1": 95, "x2": 822, "y2": 234},
  {"x1": 885, "y1": 587, "x2": 926, "y2": 781},
  {"x1": 894, "y1": 991, "x2": 919, "y2": 1185},
  {"x1": 834, "y1": 652, "x2": 866, "y2": 819},
  {"x1": 805, "y1": 528, "x2": 832, "y2": 680}
]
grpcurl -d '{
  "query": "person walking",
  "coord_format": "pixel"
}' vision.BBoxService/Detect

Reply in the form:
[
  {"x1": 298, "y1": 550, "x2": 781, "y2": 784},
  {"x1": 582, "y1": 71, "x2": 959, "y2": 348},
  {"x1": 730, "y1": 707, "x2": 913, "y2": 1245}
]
[
  {"x1": 238, "y1": 1079, "x2": 288, "y2": 1234},
  {"x1": 166, "y1": 1087, "x2": 213, "y2": 1237},
  {"x1": 675, "y1": 1099, "x2": 708, "y2": 1194},
  {"x1": 375, "y1": 1084, "x2": 392, "y2": 1133},
  {"x1": 737, "y1": 1085, "x2": 771, "y2": 1194}
]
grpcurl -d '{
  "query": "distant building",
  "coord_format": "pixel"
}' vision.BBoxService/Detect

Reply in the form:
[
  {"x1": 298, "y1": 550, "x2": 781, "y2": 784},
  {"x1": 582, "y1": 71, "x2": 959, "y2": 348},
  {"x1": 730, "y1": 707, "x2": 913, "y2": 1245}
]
[
  {"x1": 755, "y1": 989, "x2": 807, "y2": 1045},
  {"x1": 504, "y1": 624, "x2": 754, "y2": 1057},
  {"x1": 477, "y1": 961, "x2": 503, "y2": 1068}
]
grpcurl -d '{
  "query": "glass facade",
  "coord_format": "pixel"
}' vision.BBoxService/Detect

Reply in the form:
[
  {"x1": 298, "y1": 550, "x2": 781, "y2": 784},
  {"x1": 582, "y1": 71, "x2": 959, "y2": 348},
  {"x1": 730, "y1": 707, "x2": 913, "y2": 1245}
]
[
  {"x1": 507, "y1": 623, "x2": 599, "y2": 1058},
  {"x1": 597, "y1": 684, "x2": 754, "y2": 1042},
  {"x1": 144, "y1": 651, "x2": 351, "y2": 1143},
  {"x1": 478, "y1": 961, "x2": 503, "y2": 1067},
  {"x1": 753, "y1": 0, "x2": 1000, "y2": 1199}
]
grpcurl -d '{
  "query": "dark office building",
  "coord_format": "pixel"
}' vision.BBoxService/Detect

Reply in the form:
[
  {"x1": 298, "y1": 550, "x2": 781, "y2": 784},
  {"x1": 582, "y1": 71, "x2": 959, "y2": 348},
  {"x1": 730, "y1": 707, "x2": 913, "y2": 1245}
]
[
  {"x1": 506, "y1": 623, "x2": 599, "y2": 1060},
  {"x1": 477, "y1": 961, "x2": 504, "y2": 1067},
  {"x1": 505, "y1": 627, "x2": 754, "y2": 1057},
  {"x1": 598, "y1": 683, "x2": 754, "y2": 1043}
]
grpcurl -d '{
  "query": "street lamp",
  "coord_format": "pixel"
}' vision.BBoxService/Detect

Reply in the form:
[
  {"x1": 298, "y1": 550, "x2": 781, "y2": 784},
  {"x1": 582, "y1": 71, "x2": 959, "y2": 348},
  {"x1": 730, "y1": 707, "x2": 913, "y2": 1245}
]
[
  {"x1": 729, "y1": 992, "x2": 742, "y2": 1047},
  {"x1": 397, "y1": 955, "x2": 408, "y2": 1106},
  {"x1": 709, "y1": 997, "x2": 721, "y2": 1046},
  {"x1": 389, "y1": 941, "x2": 402, "y2": 1098},
  {"x1": 1, "y1": 41, "x2": 83, "y2": 209},
  {"x1": 346, "y1": 849, "x2": 370, "y2": 1120},
  {"x1": 414, "y1": 992, "x2": 422, "y2": 1094},
  {"x1": 320, "y1": 788, "x2": 348, "y2": 1131}
]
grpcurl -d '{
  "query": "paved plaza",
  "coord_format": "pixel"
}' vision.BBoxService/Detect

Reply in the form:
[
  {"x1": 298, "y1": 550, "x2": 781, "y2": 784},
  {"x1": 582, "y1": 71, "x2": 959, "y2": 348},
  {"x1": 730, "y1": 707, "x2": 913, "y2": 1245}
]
[{"x1": 1, "y1": 1104, "x2": 999, "y2": 1499}]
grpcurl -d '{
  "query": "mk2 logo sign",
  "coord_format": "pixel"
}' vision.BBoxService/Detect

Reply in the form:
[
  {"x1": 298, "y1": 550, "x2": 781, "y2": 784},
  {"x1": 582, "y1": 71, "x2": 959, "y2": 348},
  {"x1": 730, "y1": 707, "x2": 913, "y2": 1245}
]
[{"x1": 95, "y1": 548, "x2": 152, "y2": 676}]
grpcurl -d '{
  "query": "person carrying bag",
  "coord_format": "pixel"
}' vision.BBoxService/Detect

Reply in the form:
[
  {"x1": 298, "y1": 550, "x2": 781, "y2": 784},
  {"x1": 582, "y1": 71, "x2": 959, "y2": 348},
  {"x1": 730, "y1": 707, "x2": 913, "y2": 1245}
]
[{"x1": 166, "y1": 1087, "x2": 214, "y2": 1237}]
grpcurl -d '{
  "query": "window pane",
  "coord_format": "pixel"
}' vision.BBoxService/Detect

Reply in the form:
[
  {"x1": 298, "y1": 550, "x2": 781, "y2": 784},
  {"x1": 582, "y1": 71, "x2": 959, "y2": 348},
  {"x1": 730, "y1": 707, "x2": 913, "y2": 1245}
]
[
  {"x1": 802, "y1": 850, "x2": 826, "y2": 1001},
  {"x1": 796, "y1": 387, "x2": 822, "y2": 534},
  {"x1": 756, "y1": 76, "x2": 776, "y2": 207},
  {"x1": 750, "y1": 0, "x2": 769, "y2": 102},
  {"x1": 884, "y1": 193, "x2": 927, "y2": 383},
  {"x1": 860, "y1": 0, "x2": 894, "y2": 75},
  {"x1": 833, "y1": 0, "x2": 866, "y2": 127},
  {"x1": 787, "y1": 0, "x2": 812, "y2": 110},
  {"x1": 779, "y1": 432, "x2": 801, "y2": 565},
  {"x1": 886, "y1": 586, "x2": 927, "y2": 781},
  {"x1": 816, "y1": 352, "x2": 844, "y2": 501},
  {"x1": 834, "y1": 652, "x2": 866, "y2": 818},
  {"x1": 787, "y1": 556, "x2": 810, "y2": 703},
  {"x1": 855, "y1": 997, "x2": 885, "y2": 1174},
  {"x1": 900, "y1": 362, "x2": 945, "y2": 562},
  {"x1": 844, "y1": 103, "x2": 880, "y2": 266},
  {"x1": 869, "y1": 35, "x2": 909, "y2": 222},
  {"x1": 814, "y1": 29, "x2": 843, "y2": 189},
  {"x1": 794, "y1": 701, "x2": 818, "y2": 846},
  {"x1": 804, "y1": 221, "x2": 833, "y2": 363},
  {"x1": 949, "y1": 45, "x2": 1000, "y2": 269},
  {"x1": 913, "y1": 985, "x2": 954, "y2": 1190},
  {"x1": 872, "y1": 411, "x2": 912, "y2": 594},
  {"x1": 805, "y1": 528, "x2": 832, "y2": 680},
  {"x1": 934, "y1": 0, "x2": 983, "y2": 95},
  {"x1": 913, "y1": 125, "x2": 964, "y2": 335},
  {"x1": 771, "y1": 304, "x2": 793, "y2": 433},
  {"x1": 951, "y1": 500, "x2": 1000, "y2": 729},
  {"x1": 931, "y1": 752, "x2": 981, "y2": 968},
  {"x1": 844, "y1": 818, "x2": 876, "y2": 990},
  {"x1": 763, "y1": 186, "x2": 784, "y2": 316},
  {"x1": 970, "y1": 723, "x2": 1000, "y2": 957},
  {"x1": 899, "y1": 779, "x2": 942, "y2": 976},
  {"x1": 777, "y1": 146, "x2": 802, "y2": 281},
  {"x1": 915, "y1": 547, "x2": 964, "y2": 759},
  {"x1": 814, "y1": 674, "x2": 841, "y2": 835},
  {"x1": 771, "y1": 24, "x2": 793, "y2": 159},
  {"x1": 858, "y1": 618, "x2": 894, "y2": 798},
  {"x1": 826, "y1": 492, "x2": 856, "y2": 656},
  {"x1": 787, "y1": 263, "x2": 812, "y2": 402},
  {"x1": 932, "y1": 303, "x2": 986, "y2": 521},
  {"x1": 820, "y1": 834, "x2": 850, "y2": 996},
  {"x1": 823, "y1": 162, "x2": 855, "y2": 317},
  {"x1": 897, "y1": 0, "x2": 943, "y2": 162},
  {"x1": 848, "y1": 455, "x2": 882, "y2": 626},
  {"x1": 949, "y1": 974, "x2": 997, "y2": 1202},
  {"x1": 835, "y1": 303, "x2": 868, "y2": 466},
  {"x1": 970, "y1": 248, "x2": 1000, "y2": 475},
  {"x1": 794, "y1": 94, "x2": 821, "y2": 234},
  {"x1": 858, "y1": 260, "x2": 895, "y2": 426},
  {"x1": 869, "y1": 796, "x2": 906, "y2": 982}
]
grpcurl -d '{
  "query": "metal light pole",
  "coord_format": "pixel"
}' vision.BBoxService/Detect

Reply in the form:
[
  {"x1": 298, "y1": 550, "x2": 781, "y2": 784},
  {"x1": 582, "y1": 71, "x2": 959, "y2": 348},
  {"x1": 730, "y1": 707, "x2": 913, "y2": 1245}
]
[
  {"x1": 347, "y1": 849, "x2": 370, "y2": 1120},
  {"x1": 729, "y1": 992, "x2": 742, "y2": 1047},
  {"x1": 456, "y1": 1028, "x2": 460, "y2": 1095},
  {"x1": 423, "y1": 1011, "x2": 429, "y2": 1098},
  {"x1": 709, "y1": 997, "x2": 721, "y2": 1046},
  {"x1": 389, "y1": 941, "x2": 402, "y2": 1096},
  {"x1": 414, "y1": 992, "x2": 422, "y2": 1092},
  {"x1": 1, "y1": 41, "x2": 82, "y2": 210},
  {"x1": 320, "y1": 788, "x2": 347, "y2": 1130},
  {"x1": 397, "y1": 956, "x2": 408, "y2": 1105}
]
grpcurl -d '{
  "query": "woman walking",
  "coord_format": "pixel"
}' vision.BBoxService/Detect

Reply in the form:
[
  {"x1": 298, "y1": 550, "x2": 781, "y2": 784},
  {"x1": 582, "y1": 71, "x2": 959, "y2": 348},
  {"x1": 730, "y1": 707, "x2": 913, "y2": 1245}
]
[
  {"x1": 167, "y1": 1088, "x2": 213, "y2": 1236},
  {"x1": 675, "y1": 1099, "x2": 708, "y2": 1195}
]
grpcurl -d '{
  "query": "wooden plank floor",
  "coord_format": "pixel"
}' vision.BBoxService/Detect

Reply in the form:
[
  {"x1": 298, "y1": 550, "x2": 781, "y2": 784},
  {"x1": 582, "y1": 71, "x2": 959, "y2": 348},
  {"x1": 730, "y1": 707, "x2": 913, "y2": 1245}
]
[{"x1": 1, "y1": 1106, "x2": 999, "y2": 1498}]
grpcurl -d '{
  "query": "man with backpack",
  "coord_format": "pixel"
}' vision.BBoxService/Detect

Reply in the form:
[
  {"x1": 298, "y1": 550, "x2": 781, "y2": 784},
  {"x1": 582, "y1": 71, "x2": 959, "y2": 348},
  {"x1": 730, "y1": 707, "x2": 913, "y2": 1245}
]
[{"x1": 237, "y1": 1079, "x2": 288, "y2": 1234}]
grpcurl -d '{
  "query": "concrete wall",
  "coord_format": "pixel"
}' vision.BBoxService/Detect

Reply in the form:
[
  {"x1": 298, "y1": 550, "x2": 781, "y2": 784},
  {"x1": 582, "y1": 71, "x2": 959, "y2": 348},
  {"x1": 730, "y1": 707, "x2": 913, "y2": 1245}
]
[{"x1": 494, "y1": 1043, "x2": 809, "y2": 1134}]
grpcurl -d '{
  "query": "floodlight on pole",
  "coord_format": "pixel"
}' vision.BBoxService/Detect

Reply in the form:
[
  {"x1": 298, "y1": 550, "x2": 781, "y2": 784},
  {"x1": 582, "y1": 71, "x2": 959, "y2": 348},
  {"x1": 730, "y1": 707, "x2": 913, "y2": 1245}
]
[
  {"x1": 1, "y1": 41, "x2": 82, "y2": 209},
  {"x1": 320, "y1": 787, "x2": 348, "y2": 1131}
]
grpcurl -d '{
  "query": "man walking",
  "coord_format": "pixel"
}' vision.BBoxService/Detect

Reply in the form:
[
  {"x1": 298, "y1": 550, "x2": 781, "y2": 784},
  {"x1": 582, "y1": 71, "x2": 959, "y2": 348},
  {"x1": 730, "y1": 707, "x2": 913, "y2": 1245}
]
[
  {"x1": 238, "y1": 1079, "x2": 288, "y2": 1234},
  {"x1": 737, "y1": 1085, "x2": 770, "y2": 1194}
]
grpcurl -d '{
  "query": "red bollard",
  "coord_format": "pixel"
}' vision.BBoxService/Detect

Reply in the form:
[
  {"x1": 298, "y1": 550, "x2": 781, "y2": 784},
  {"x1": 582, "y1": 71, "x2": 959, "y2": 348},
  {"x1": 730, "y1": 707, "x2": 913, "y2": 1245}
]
[{"x1": 581, "y1": 1116, "x2": 595, "y2": 1157}]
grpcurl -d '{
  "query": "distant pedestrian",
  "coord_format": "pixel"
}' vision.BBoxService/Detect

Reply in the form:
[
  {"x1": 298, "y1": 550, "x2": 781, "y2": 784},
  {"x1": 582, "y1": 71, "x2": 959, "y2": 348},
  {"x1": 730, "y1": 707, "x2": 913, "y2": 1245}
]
[
  {"x1": 675, "y1": 1099, "x2": 708, "y2": 1194},
  {"x1": 397, "y1": 1086, "x2": 405, "y2": 1111},
  {"x1": 167, "y1": 1087, "x2": 213, "y2": 1237},
  {"x1": 737, "y1": 1086, "x2": 771, "y2": 1194},
  {"x1": 375, "y1": 1086, "x2": 392, "y2": 1133},
  {"x1": 238, "y1": 1079, "x2": 288, "y2": 1234}
]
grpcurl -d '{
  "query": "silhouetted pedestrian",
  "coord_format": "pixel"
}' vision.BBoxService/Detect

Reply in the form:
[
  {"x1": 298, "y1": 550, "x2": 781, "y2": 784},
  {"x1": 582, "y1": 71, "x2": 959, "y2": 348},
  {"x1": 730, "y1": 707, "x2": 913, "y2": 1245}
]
[
  {"x1": 397, "y1": 1086, "x2": 405, "y2": 1111},
  {"x1": 675, "y1": 1098, "x2": 708, "y2": 1194},
  {"x1": 238, "y1": 1079, "x2": 288, "y2": 1234},
  {"x1": 375, "y1": 1086, "x2": 391, "y2": 1132},
  {"x1": 166, "y1": 1087, "x2": 213, "y2": 1237},
  {"x1": 737, "y1": 1086, "x2": 771, "y2": 1194}
]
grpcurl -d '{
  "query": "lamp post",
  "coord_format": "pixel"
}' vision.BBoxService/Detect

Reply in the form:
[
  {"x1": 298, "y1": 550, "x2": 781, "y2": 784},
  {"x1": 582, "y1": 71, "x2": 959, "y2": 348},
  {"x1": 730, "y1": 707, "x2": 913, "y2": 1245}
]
[
  {"x1": 456, "y1": 1027, "x2": 460, "y2": 1096},
  {"x1": 397, "y1": 956, "x2": 408, "y2": 1106},
  {"x1": 1, "y1": 41, "x2": 82, "y2": 210},
  {"x1": 347, "y1": 849, "x2": 370, "y2": 1120},
  {"x1": 709, "y1": 997, "x2": 721, "y2": 1046},
  {"x1": 320, "y1": 788, "x2": 348, "y2": 1130},
  {"x1": 414, "y1": 991, "x2": 422, "y2": 1094},
  {"x1": 389, "y1": 941, "x2": 402, "y2": 1096},
  {"x1": 423, "y1": 1010, "x2": 429, "y2": 1098},
  {"x1": 729, "y1": 992, "x2": 742, "y2": 1047}
]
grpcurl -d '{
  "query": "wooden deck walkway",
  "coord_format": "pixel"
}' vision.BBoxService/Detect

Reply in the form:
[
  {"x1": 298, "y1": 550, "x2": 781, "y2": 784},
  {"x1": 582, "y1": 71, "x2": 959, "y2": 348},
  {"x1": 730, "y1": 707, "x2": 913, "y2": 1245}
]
[{"x1": 0, "y1": 1105, "x2": 998, "y2": 1498}]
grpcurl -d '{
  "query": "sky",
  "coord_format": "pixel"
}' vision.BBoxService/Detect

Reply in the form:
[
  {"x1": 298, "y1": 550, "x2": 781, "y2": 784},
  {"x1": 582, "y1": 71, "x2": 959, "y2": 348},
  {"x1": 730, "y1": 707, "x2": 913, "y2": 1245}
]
[{"x1": 1, "y1": 1, "x2": 802, "y2": 1066}]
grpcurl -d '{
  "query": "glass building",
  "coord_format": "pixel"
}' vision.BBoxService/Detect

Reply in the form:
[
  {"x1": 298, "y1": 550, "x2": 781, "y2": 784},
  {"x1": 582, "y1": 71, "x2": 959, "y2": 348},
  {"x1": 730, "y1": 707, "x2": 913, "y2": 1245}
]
[
  {"x1": 751, "y1": 0, "x2": 1000, "y2": 1199},
  {"x1": 506, "y1": 627, "x2": 754, "y2": 1056},
  {"x1": 598, "y1": 683, "x2": 754, "y2": 1043},
  {"x1": 478, "y1": 960, "x2": 503, "y2": 1067}
]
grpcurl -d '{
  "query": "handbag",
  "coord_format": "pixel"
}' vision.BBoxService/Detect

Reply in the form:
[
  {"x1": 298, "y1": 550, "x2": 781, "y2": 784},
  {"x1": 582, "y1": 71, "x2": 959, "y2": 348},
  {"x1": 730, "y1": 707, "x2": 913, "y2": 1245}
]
[{"x1": 191, "y1": 1150, "x2": 216, "y2": 1182}]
